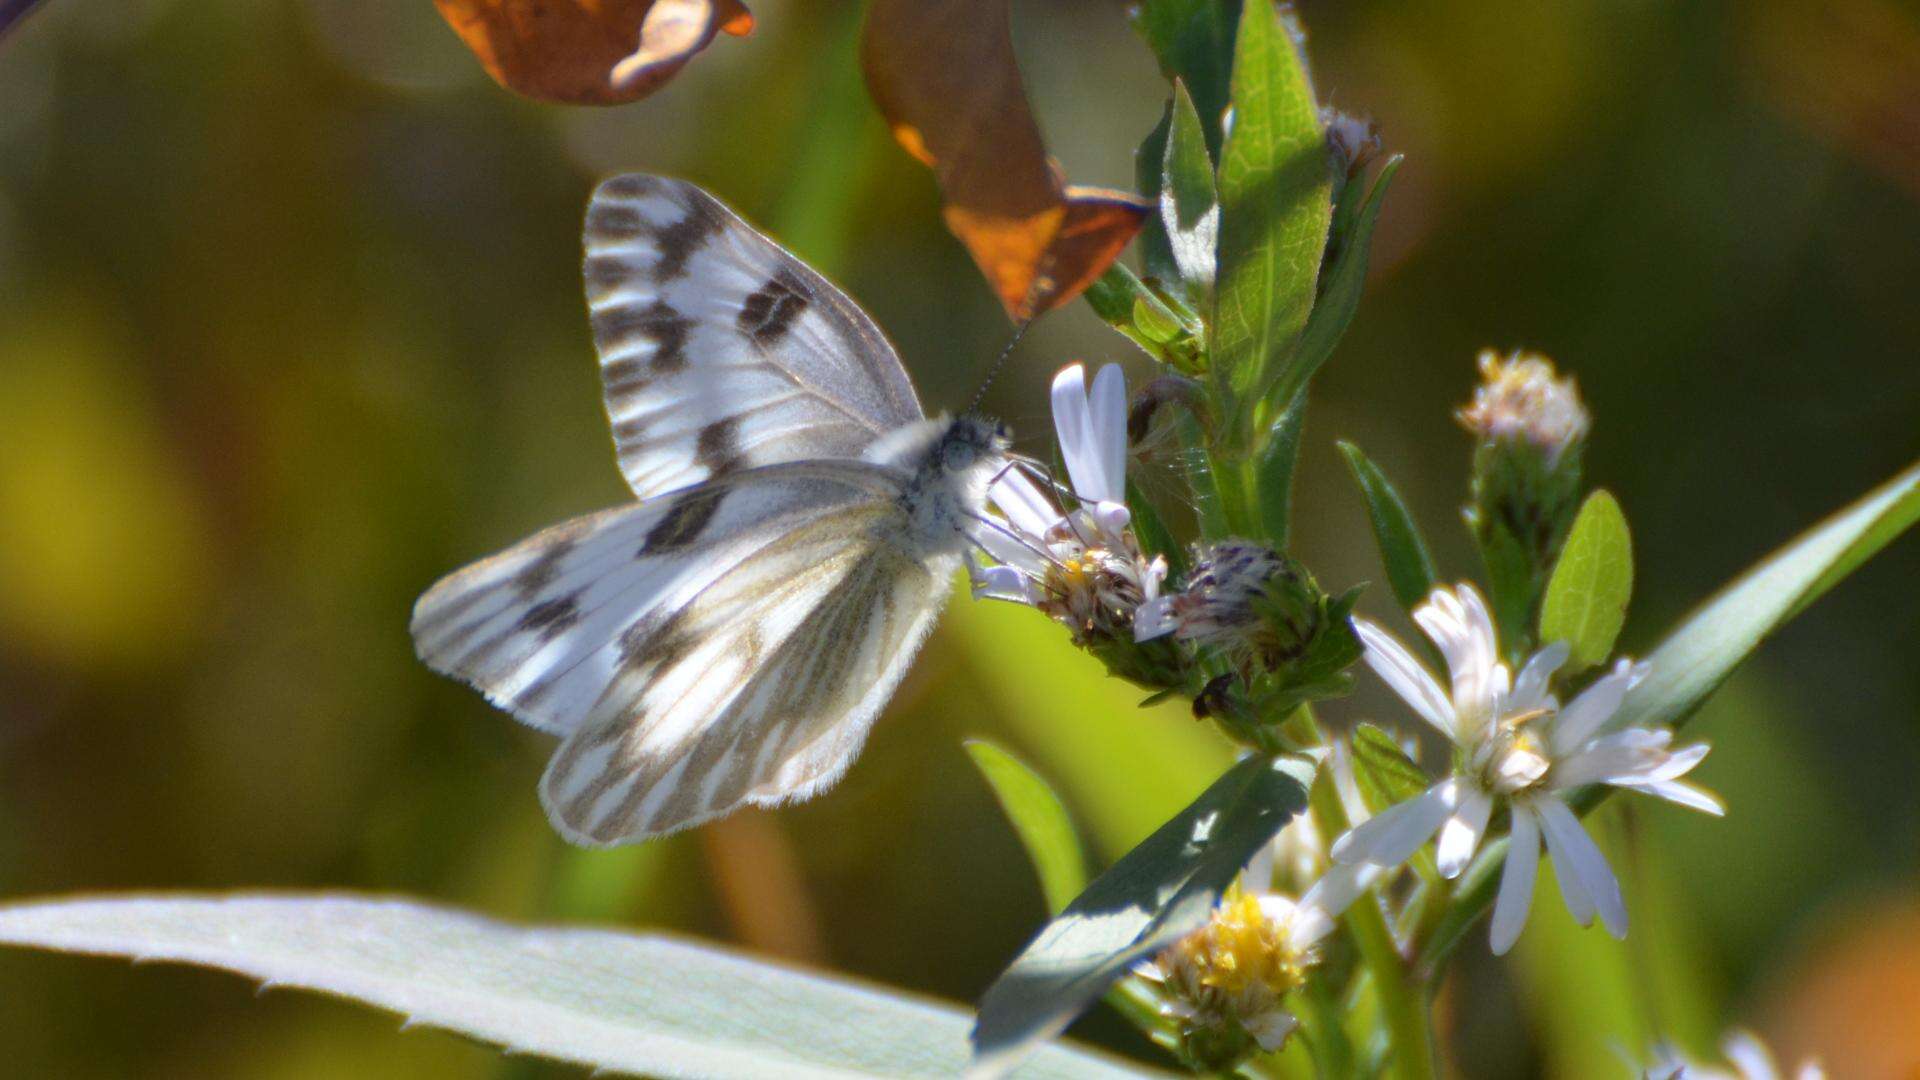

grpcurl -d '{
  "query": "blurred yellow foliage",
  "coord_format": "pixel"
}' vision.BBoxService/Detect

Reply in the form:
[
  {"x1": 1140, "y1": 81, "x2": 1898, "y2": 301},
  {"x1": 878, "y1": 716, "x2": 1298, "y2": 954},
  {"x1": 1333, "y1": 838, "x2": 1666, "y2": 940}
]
[{"x1": 0, "y1": 299, "x2": 212, "y2": 669}]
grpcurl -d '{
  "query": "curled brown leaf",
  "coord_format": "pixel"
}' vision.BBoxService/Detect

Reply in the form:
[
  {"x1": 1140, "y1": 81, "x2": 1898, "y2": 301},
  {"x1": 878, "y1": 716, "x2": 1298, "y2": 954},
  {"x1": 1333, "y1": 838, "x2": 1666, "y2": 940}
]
[
  {"x1": 862, "y1": 0, "x2": 1149, "y2": 321},
  {"x1": 435, "y1": 0, "x2": 753, "y2": 106}
]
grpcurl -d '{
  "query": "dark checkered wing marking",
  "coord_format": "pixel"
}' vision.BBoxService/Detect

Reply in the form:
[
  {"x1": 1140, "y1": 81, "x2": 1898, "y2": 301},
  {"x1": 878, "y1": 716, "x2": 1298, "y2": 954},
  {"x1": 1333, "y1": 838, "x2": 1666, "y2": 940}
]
[{"x1": 584, "y1": 174, "x2": 925, "y2": 501}]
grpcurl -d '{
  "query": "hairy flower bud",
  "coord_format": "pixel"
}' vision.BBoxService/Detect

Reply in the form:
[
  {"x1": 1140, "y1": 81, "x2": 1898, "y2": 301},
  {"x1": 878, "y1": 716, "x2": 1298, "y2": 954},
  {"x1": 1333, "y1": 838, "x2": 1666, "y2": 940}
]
[{"x1": 1459, "y1": 350, "x2": 1590, "y2": 634}]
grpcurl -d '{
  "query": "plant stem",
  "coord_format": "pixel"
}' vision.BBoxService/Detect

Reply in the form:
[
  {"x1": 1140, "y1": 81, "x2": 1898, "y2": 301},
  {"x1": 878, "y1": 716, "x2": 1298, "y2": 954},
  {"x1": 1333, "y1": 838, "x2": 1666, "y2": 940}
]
[{"x1": 1309, "y1": 777, "x2": 1437, "y2": 1080}]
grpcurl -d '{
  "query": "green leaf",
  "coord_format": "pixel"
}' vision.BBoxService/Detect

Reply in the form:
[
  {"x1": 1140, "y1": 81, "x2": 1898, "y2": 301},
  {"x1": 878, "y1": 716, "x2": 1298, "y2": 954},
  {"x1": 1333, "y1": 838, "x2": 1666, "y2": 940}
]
[
  {"x1": 971, "y1": 755, "x2": 1317, "y2": 1078},
  {"x1": 1083, "y1": 262, "x2": 1182, "y2": 363},
  {"x1": 1422, "y1": 459, "x2": 1920, "y2": 974},
  {"x1": 1255, "y1": 393, "x2": 1307, "y2": 547},
  {"x1": 1350, "y1": 723, "x2": 1430, "y2": 813},
  {"x1": 1261, "y1": 156, "x2": 1400, "y2": 416},
  {"x1": 966, "y1": 740, "x2": 1089, "y2": 916},
  {"x1": 1474, "y1": 514, "x2": 1536, "y2": 656},
  {"x1": 0, "y1": 894, "x2": 1157, "y2": 1079},
  {"x1": 1537, "y1": 490, "x2": 1633, "y2": 672},
  {"x1": 1610, "y1": 458, "x2": 1920, "y2": 734},
  {"x1": 1160, "y1": 80, "x2": 1219, "y2": 301},
  {"x1": 1338, "y1": 441, "x2": 1439, "y2": 613},
  {"x1": 1133, "y1": 102, "x2": 1180, "y2": 289},
  {"x1": 1128, "y1": 0, "x2": 1238, "y2": 157},
  {"x1": 1211, "y1": 0, "x2": 1332, "y2": 429}
]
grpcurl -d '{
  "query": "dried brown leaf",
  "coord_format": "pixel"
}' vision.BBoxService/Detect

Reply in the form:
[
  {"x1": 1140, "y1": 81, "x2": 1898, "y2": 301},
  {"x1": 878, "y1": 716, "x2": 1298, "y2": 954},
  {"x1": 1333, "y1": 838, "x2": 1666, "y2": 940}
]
[
  {"x1": 435, "y1": 0, "x2": 753, "y2": 106},
  {"x1": 862, "y1": 0, "x2": 1149, "y2": 320}
]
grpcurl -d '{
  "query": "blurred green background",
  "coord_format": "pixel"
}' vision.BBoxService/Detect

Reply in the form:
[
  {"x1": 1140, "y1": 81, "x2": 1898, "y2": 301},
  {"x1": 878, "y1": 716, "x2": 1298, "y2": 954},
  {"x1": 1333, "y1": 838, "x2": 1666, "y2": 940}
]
[{"x1": 1, "y1": 0, "x2": 1916, "y2": 1076}]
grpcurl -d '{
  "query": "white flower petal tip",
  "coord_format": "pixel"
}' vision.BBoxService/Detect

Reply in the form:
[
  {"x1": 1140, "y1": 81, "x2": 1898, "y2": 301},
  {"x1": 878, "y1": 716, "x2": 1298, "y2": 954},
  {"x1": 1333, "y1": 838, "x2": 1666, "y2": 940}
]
[
  {"x1": 1330, "y1": 782, "x2": 1454, "y2": 868},
  {"x1": 1132, "y1": 596, "x2": 1177, "y2": 642}
]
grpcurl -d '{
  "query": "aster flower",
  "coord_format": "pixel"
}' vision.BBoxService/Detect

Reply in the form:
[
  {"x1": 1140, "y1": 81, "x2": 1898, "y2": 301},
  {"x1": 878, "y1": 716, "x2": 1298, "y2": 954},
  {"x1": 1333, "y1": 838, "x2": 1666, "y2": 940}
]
[
  {"x1": 970, "y1": 363, "x2": 1167, "y2": 648},
  {"x1": 1137, "y1": 859, "x2": 1380, "y2": 1066},
  {"x1": 1642, "y1": 1031, "x2": 1825, "y2": 1080},
  {"x1": 1331, "y1": 582, "x2": 1722, "y2": 954}
]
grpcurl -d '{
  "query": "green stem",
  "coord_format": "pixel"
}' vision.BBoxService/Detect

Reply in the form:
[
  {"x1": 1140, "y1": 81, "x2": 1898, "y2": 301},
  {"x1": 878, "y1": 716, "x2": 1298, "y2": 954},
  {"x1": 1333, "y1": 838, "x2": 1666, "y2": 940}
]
[{"x1": 1309, "y1": 779, "x2": 1437, "y2": 1080}]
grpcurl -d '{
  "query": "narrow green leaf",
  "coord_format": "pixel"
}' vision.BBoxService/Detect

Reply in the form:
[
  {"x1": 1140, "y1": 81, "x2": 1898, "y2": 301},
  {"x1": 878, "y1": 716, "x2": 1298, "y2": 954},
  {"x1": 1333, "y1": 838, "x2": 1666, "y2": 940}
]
[
  {"x1": 1128, "y1": 0, "x2": 1238, "y2": 156},
  {"x1": 1423, "y1": 459, "x2": 1920, "y2": 974},
  {"x1": 1611, "y1": 458, "x2": 1920, "y2": 734},
  {"x1": 970, "y1": 755, "x2": 1317, "y2": 1078},
  {"x1": 965, "y1": 740, "x2": 1089, "y2": 916},
  {"x1": 0, "y1": 894, "x2": 1157, "y2": 1079},
  {"x1": 1212, "y1": 0, "x2": 1332, "y2": 426},
  {"x1": 1474, "y1": 514, "x2": 1536, "y2": 656},
  {"x1": 1537, "y1": 490, "x2": 1634, "y2": 672},
  {"x1": 1160, "y1": 80, "x2": 1219, "y2": 301},
  {"x1": 1134, "y1": 101, "x2": 1179, "y2": 289},
  {"x1": 1256, "y1": 393, "x2": 1307, "y2": 546},
  {"x1": 1261, "y1": 156, "x2": 1400, "y2": 416},
  {"x1": 1338, "y1": 441, "x2": 1439, "y2": 613},
  {"x1": 1350, "y1": 723, "x2": 1429, "y2": 813}
]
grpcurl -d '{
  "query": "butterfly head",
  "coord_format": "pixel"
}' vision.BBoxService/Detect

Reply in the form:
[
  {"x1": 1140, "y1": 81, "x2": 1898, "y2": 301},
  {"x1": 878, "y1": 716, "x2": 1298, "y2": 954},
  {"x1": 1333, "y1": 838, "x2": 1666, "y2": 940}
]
[{"x1": 932, "y1": 414, "x2": 1012, "y2": 476}]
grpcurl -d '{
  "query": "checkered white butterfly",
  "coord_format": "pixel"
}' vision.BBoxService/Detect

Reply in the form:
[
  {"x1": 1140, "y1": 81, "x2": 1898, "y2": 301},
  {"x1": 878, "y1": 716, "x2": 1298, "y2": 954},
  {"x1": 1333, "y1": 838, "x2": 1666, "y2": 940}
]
[{"x1": 412, "y1": 175, "x2": 1011, "y2": 846}]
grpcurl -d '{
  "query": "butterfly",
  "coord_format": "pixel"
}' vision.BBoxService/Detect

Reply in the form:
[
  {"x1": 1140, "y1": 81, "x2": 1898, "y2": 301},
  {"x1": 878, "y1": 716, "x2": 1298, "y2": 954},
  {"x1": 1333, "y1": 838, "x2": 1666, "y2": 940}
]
[{"x1": 410, "y1": 174, "x2": 1013, "y2": 846}]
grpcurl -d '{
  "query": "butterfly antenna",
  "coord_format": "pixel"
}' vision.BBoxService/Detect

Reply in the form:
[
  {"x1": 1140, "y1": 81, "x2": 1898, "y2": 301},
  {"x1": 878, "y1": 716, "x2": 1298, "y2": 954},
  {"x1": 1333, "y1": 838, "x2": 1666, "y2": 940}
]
[{"x1": 969, "y1": 317, "x2": 1033, "y2": 413}]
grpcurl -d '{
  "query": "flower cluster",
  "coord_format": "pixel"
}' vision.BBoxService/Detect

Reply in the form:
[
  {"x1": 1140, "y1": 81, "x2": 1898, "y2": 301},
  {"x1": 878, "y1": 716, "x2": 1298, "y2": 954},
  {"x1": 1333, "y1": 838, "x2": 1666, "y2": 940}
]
[
  {"x1": 970, "y1": 364, "x2": 1176, "y2": 684},
  {"x1": 1334, "y1": 582, "x2": 1721, "y2": 953}
]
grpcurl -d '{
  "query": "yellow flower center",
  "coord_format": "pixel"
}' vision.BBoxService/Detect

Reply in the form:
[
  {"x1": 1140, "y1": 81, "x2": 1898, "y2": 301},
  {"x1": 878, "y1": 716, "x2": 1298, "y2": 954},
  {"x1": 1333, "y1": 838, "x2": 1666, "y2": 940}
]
[{"x1": 1172, "y1": 889, "x2": 1309, "y2": 999}]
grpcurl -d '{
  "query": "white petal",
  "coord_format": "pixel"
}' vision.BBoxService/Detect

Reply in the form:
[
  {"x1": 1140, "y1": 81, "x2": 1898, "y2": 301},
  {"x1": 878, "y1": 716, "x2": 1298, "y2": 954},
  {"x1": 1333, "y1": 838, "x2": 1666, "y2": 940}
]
[
  {"x1": 1133, "y1": 595, "x2": 1178, "y2": 641},
  {"x1": 1245, "y1": 1008, "x2": 1300, "y2": 1052},
  {"x1": 1490, "y1": 803, "x2": 1540, "y2": 955},
  {"x1": 1331, "y1": 781, "x2": 1455, "y2": 868},
  {"x1": 971, "y1": 564, "x2": 1037, "y2": 604},
  {"x1": 1050, "y1": 364, "x2": 1102, "y2": 504},
  {"x1": 1435, "y1": 785, "x2": 1493, "y2": 879},
  {"x1": 1089, "y1": 499, "x2": 1132, "y2": 541},
  {"x1": 1642, "y1": 740, "x2": 1711, "y2": 781},
  {"x1": 1511, "y1": 641, "x2": 1569, "y2": 713},
  {"x1": 1535, "y1": 796, "x2": 1627, "y2": 938},
  {"x1": 1550, "y1": 658, "x2": 1637, "y2": 754},
  {"x1": 1294, "y1": 861, "x2": 1382, "y2": 946},
  {"x1": 1087, "y1": 363, "x2": 1128, "y2": 505},
  {"x1": 1621, "y1": 778, "x2": 1726, "y2": 816},
  {"x1": 988, "y1": 468, "x2": 1063, "y2": 538},
  {"x1": 1353, "y1": 618, "x2": 1458, "y2": 738},
  {"x1": 1721, "y1": 1032, "x2": 1779, "y2": 1080}
]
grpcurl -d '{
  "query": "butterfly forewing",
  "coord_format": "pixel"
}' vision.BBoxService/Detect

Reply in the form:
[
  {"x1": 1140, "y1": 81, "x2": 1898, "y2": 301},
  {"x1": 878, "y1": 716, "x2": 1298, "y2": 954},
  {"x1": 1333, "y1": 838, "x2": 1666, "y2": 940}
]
[{"x1": 583, "y1": 174, "x2": 924, "y2": 500}]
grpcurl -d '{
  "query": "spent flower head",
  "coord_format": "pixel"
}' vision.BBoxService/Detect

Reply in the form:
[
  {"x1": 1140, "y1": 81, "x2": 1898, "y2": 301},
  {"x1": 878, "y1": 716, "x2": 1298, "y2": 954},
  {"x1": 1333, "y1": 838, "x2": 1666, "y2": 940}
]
[
  {"x1": 1333, "y1": 582, "x2": 1722, "y2": 953},
  {"x1": 1458, "y1": 349, "x2": 1590, "y2": 463}
]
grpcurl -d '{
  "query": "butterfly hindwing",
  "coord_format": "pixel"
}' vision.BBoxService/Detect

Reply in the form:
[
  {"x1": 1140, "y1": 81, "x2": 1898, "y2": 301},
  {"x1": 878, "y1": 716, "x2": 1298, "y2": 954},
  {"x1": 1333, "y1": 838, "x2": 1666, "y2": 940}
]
[
  {"x1": 539, "y1": 521, "x2": 950, "y2": 845},
  {"x1": 583, "y1": 174, "x2": 925, "y2": 500},
  {"x1": 410, "y1": 461, "x2": 909, "y2": 738}
]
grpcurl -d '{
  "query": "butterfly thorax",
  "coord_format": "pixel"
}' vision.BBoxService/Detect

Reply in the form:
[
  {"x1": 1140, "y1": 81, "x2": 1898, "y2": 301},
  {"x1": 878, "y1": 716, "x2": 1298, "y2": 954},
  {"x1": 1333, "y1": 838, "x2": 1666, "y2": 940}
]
[{"x1": 864, "y1": 414, "x2": 1010, "y2": 558}]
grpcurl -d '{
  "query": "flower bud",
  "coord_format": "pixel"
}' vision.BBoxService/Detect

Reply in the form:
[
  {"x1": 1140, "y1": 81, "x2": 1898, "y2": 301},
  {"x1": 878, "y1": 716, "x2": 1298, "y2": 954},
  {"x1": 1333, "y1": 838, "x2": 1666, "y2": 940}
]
[{"x1": 1459, "y1": 350, "x2": 1590, "y2": 630}]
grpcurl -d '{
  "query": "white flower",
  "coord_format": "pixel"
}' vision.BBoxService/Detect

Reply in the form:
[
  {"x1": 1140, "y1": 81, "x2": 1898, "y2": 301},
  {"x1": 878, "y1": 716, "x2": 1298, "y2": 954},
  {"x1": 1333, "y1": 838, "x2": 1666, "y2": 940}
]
[
  {"x1": 1643, "y1": 1031, "x2": 1825, "y2": 1080},
  {"x1": 1331, "y1": 582, "x2": 1722, "y2": 954},
  {"x1": 1137, "y1": 856, "x2": 1381, "y2": 1056},
  {"x1": 970, "y1": 363, "x2": 1166, "y2": 641}
]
